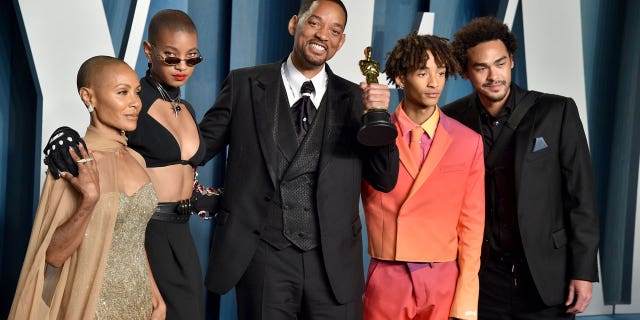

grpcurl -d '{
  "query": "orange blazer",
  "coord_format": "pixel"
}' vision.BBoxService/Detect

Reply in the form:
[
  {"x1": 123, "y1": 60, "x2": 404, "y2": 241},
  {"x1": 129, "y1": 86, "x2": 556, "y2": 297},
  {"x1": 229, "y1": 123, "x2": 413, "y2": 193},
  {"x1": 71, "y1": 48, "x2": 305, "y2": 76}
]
[{"x1": 362, "y1": 107, "x2": 485, "y2": 319}]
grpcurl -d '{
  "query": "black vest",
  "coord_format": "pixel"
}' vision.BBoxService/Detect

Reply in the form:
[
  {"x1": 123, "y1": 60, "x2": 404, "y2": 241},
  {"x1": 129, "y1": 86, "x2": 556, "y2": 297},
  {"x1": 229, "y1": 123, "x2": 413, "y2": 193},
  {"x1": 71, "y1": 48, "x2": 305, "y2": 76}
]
[{"x1": 262, "y1": 84, "x2": 326, "y2": 251}]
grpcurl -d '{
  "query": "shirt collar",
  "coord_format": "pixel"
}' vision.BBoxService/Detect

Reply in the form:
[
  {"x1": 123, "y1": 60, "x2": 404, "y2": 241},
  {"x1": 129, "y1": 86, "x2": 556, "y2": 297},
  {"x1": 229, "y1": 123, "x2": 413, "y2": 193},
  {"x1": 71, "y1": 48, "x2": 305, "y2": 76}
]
[
  {"x1": 283, "y1": 55, "x2": 327, "y2": 102},
  {"x1": 394, "y1": 101, "x2": 439, "y2": 139},
  {"x1": 422, "y1": 107, "x2": 439, "y2": 138}
]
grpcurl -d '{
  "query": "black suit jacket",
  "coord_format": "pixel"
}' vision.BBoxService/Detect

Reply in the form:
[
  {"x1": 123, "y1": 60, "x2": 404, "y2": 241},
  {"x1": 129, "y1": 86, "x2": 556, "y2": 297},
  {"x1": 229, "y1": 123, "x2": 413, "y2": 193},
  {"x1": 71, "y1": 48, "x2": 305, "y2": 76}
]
[
  {"x1": 442, "y1": 84, "x2": 599, "y2": 306},
  {"x1": 199, "y1": 61, "x2": 399, "y2": 303}
]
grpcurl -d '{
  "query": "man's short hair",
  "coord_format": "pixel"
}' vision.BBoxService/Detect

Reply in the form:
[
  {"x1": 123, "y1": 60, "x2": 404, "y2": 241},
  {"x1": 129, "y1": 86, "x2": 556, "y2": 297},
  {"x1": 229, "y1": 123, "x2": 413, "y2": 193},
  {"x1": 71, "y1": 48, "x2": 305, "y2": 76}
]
[
  {"x1": 148, "y1": 9, "x2": 197, "y2": 44},
  {"x1": 298, "y1": 0, "x2": 348, "y2": 26},
  {"x1": 452, "y1": 16, "x2": 517, "y2": 74},
  {"x1": 383, "y1": 32, "x2": 460, "y2": 86}
]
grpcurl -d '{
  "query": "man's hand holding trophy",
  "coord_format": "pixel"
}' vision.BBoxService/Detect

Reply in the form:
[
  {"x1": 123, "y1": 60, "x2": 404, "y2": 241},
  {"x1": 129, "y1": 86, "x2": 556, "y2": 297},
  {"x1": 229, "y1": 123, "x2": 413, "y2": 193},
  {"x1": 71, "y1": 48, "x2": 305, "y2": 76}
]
[{"x1": 357, "y1": 46, "x2": 397, "y2": 146}]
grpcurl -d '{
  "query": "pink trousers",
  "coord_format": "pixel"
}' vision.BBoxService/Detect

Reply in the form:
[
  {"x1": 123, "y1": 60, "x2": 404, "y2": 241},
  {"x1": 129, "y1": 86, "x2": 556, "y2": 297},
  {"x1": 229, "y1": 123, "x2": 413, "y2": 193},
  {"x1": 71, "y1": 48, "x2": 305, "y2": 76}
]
[{"x1": 363, "y1": 259, "x2": 458, "y2": 320}]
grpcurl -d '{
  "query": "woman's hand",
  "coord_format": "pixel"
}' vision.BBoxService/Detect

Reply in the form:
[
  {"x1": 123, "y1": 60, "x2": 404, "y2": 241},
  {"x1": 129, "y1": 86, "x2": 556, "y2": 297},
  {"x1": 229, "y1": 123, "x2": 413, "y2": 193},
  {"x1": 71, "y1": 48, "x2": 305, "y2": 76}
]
[
  {"x1": 45, "y1": 143, "x2": 101, "y2": 267},
  {"x1": 43, "y1": 126, "x2": 87, "y2": 179},
  {"x1": 61, "y1": 143, "x2": 100, "y2": 204},
  {"x1": 150, "y1": 279, "x2": 166, "y2": 320},
  {"x1": 146, "y1": 252, "x2": 166, "y2": 320}
]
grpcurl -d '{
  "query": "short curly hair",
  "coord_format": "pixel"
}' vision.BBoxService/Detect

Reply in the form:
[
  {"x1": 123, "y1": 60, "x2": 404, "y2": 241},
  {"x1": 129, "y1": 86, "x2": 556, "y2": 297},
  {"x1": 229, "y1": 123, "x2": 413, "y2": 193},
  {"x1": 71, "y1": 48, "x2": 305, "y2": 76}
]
[
  {"x1": 383, "y1": 32, "x2": 460, "y2": 86},
  {"x1": 452, "y1": 16, "x2": 517, "y2": 75}
]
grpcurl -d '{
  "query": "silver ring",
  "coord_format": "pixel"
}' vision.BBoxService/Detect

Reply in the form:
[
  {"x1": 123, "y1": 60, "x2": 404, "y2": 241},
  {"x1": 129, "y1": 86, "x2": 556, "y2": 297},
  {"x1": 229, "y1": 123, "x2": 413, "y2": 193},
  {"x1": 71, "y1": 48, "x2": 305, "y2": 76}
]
[{"x1": 76, "y1": 157, "x2": 94, "y2": 163}]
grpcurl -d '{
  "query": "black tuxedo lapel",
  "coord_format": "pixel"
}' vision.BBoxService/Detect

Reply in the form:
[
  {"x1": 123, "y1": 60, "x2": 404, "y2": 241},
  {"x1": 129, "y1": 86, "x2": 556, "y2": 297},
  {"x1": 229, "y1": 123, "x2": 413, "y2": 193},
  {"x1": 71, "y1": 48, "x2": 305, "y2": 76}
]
[
  {"x1": 318, "y1": 68, "x2": 352, "y2": 176},
  {"x1": 275, "y1": 82, "x2": 299, "y2": 163},
  {"x1": 511, "y1": 85, "x2": 537, "y2": 195},
  {"x1": 251, "y1": 63, "x2": 287, "y2": 187}
]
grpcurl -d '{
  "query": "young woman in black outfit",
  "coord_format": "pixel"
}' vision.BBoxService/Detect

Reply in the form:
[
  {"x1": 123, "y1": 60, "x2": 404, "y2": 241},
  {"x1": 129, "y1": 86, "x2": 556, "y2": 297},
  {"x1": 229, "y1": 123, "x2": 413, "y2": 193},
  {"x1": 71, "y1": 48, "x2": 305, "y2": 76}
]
[{"x1": 126, "y1": 9, "x2": 207, "y2": 319}]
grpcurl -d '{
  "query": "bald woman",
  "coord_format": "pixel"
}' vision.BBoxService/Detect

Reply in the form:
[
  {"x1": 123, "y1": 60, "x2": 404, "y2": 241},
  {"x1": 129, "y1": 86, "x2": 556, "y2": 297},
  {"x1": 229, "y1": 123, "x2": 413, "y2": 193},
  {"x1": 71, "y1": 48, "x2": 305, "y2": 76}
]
[{"x1": 10, "y1": 56, "x2": 165, "y2": 320}]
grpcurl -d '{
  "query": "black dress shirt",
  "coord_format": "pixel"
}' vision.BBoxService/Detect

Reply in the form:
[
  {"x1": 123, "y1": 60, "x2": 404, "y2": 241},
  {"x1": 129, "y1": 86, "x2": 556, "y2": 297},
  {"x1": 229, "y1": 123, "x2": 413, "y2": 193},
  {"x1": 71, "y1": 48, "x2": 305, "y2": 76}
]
[{"x1": 477, "y1": 93, "x2": 524, "y2": 256}]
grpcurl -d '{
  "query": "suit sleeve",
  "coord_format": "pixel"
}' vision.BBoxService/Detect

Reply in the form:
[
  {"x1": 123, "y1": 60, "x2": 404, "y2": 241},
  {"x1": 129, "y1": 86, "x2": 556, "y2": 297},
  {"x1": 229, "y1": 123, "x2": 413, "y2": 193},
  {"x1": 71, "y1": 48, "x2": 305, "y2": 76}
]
[
  {"x1": 358, "y1": 92, "x2": 399, "y2": 192},
  {"x1": 559, "y1": 98, "x2": 599, "y2": 281},
  {"x1": 450, "y1": 133, "x2": 485, "y2": 320},
  {"x1": 360, "y1": 142, "x2": 399, "y2": 192},
  {"x1": 199, "y1": 72, "x2": 235, "y2": 165}
]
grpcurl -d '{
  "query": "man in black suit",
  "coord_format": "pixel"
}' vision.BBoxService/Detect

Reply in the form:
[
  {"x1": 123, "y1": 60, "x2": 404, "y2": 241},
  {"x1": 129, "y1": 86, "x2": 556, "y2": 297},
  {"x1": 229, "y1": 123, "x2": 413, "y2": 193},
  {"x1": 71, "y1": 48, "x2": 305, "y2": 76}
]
[
  {"x1": 442, "y1": 17, "x2": 599, "y2": 319},
  {"x1": 198, "y1": 0, "x2": 398, "y2": 318}
]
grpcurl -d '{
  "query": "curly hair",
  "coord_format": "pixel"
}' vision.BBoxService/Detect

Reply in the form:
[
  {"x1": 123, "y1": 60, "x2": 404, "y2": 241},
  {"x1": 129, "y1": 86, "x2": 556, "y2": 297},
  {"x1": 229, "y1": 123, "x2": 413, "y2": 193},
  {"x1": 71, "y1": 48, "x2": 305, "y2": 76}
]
[
  {"x1": 452, "y1": 16, "x2": 517, "y2": 75},
  {"x1": 383, "y1": 32, "x2": 460, "y2": 86}
]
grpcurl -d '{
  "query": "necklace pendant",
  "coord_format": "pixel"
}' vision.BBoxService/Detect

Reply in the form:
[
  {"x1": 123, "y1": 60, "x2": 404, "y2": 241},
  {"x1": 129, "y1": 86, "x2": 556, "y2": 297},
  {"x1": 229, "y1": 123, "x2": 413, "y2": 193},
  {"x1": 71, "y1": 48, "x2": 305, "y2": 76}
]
[
  {"x1": 152, "y1": 79, "x2": 183, "y2": 117},
  {"x1": 171, "y1": 103, "x2": 182, "y2": 117}
]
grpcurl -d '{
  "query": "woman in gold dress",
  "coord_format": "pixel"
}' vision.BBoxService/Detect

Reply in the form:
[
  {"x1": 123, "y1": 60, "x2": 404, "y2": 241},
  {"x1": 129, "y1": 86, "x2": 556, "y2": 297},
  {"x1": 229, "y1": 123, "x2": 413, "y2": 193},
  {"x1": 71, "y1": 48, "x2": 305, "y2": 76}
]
[{"x1": 9, "y1": 56, "x2": 165, "y2": 319}]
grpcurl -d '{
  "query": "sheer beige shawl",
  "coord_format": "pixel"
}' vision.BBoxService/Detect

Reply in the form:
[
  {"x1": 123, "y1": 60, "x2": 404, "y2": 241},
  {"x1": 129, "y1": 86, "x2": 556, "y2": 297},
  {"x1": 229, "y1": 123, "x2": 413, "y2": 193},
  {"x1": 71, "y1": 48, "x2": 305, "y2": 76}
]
[{"x1": 9, "y1": 126, "x2": 148, "y2": 319}]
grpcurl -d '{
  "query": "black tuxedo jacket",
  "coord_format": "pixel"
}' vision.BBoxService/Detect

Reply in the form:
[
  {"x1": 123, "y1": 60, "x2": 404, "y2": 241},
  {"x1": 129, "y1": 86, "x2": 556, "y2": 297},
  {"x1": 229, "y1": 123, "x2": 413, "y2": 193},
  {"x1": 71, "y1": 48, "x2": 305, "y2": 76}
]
[
  {"x1": 442, "y1": 84, "x2": 599, "y2": 306},
  {"x1": 199, "y1": 61, "x2": 399, "y2": 303}
]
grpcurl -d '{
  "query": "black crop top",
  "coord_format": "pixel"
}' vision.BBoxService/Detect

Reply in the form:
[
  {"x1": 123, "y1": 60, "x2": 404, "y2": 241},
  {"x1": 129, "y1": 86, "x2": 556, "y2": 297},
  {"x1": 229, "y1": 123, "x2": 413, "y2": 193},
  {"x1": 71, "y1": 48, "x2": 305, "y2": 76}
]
[{"x1": 126, "y1": 73, "x2": 206, "y2": 167}]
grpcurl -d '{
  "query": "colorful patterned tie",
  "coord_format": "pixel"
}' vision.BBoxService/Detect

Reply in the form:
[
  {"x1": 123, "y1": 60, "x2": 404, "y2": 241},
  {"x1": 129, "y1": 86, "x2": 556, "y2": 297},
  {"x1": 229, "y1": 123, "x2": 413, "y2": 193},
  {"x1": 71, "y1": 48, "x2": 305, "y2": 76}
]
[{"x1": 291, "y1": 81, "x2": 316, "y2": 137}]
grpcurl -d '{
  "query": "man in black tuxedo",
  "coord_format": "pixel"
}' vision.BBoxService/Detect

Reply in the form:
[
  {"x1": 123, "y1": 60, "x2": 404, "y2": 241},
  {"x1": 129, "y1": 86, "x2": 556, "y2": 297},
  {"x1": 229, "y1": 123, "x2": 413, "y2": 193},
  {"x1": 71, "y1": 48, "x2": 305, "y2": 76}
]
[
  {"x1": 198, "y1": 0, "x2": 398, "y2": 318},
  {"x1": 442, "y1": 17, "x2": 599, "y2": 319}
]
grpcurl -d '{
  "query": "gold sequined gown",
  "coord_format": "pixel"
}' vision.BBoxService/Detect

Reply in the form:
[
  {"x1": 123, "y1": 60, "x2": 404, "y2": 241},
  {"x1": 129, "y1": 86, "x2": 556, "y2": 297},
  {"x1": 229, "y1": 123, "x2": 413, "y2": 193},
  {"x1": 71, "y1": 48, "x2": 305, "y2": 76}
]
[{"x1": 95, "y1": 182, "x2": 157, "y2": 319}]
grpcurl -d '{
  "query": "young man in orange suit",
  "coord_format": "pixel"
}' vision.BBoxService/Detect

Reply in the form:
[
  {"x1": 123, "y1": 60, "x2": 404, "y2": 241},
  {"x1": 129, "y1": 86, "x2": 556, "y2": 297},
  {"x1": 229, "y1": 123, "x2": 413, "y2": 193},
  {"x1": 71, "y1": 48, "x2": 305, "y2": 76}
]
[{"x1": 361, "y1": 32, "x2": 485, "y2": 320}]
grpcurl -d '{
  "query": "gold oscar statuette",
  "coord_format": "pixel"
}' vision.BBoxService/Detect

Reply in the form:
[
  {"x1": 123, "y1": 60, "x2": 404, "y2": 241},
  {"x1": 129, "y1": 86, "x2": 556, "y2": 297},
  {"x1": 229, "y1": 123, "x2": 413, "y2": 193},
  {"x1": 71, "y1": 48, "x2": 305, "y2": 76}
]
[{"x1": 357, "y1": 46, "x2": 397, "y2": 146}]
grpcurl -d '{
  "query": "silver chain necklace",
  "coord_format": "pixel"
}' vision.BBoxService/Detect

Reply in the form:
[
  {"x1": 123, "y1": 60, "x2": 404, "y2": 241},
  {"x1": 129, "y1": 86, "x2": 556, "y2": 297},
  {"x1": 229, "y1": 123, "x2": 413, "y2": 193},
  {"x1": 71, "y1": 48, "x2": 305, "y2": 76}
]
[{"x1": 153, "y1": 80, "x2": 182, "y2": 117}]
